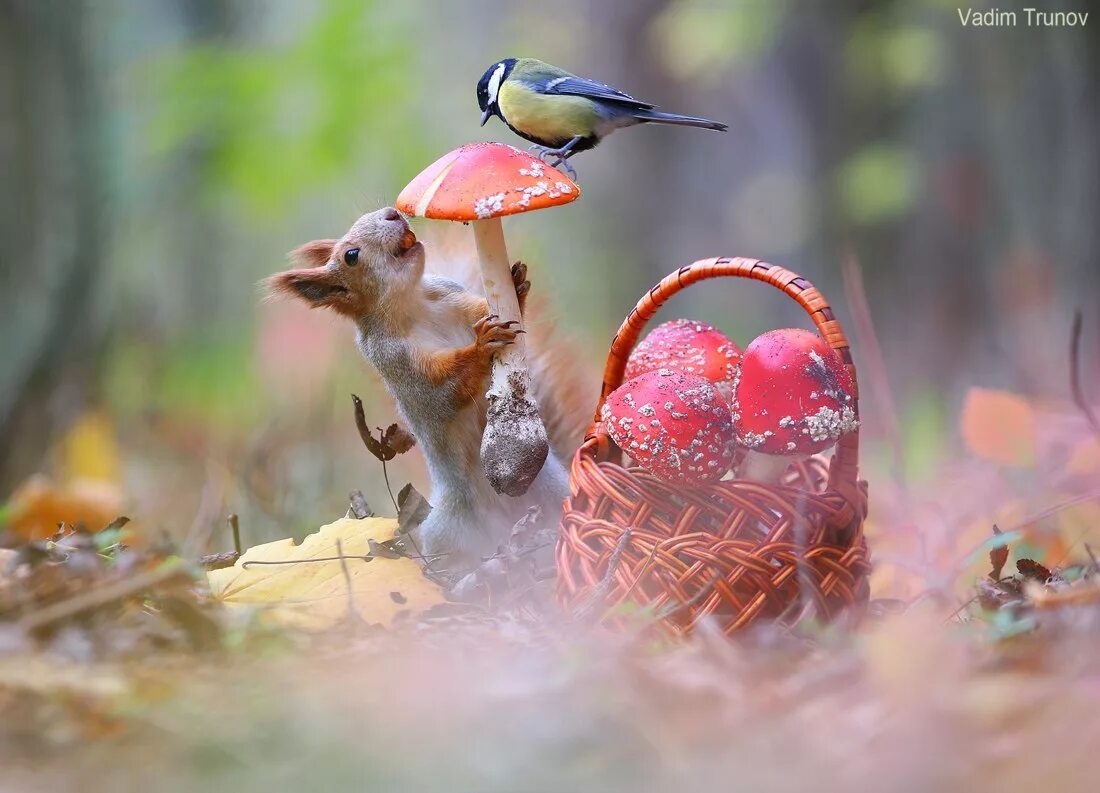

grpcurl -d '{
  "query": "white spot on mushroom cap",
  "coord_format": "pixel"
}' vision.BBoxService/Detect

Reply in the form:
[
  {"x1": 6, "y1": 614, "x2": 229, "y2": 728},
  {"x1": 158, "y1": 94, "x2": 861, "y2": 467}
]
[{"x1": 474, "y1": 192, "x2": 506, "y2": 218}]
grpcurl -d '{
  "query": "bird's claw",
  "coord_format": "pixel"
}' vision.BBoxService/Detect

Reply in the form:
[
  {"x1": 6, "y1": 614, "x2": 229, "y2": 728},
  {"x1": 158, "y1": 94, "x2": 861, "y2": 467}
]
[
  {"x1": 552, "y1": 158, "x2": 577, "y2": 180},
  {"x1": 529, "y1": 147, "x2": 578, "y2": 179}
]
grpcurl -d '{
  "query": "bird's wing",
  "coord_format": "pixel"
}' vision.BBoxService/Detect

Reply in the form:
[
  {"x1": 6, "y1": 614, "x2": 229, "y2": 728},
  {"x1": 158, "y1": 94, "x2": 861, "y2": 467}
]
[{"x1": 538, "y1": 75, "x2": 655, "y2": 110}]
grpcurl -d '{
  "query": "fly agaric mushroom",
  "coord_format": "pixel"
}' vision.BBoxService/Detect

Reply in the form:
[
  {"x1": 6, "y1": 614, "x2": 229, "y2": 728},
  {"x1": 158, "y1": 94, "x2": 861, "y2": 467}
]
[
  {"x1": 396, "y1": 142, "x2": 580, "y2": 496},
  {"x1": 624, "y1": 318, "x2": 742, "y2": 399},
  {"x1": 601, "y1": 369, "x2": 736, "y2": 484},
  {"x1": 732, "y1": 328, "x2": 858, "y2": 483}
]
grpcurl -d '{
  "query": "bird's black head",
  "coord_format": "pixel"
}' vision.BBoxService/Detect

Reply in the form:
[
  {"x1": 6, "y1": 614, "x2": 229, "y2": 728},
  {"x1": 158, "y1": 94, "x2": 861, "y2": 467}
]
[{"x1": 477, "y1": 58, "x2": 517, "y2": 124}]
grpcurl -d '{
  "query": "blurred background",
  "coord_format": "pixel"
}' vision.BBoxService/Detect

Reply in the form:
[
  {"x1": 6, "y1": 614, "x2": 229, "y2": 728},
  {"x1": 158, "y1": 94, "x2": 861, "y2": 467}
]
[{"x1": 1, "y1": 0, "x2": 1097, "y2": 570}]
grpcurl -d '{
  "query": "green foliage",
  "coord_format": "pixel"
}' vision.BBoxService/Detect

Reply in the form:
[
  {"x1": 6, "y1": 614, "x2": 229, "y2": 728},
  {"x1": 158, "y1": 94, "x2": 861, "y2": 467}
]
[
  {"x1": 847, "y1": 15, "x2": 944, "y2": 94},
  {"x1": 650, "y1": 0, "x2": 788, "y2": 83},
  {"x1": 105, "y1": 335, "x2": 260, "y2": 430},
  {"x1": 836, "y1": 142, "x2": 919, "y2": 225},
  {"x1": 147, "y1": 0, "x2": 429, "y2": 215},
  {"x1": 899, "y1": 391, "x2": 947, "y2": 482}
]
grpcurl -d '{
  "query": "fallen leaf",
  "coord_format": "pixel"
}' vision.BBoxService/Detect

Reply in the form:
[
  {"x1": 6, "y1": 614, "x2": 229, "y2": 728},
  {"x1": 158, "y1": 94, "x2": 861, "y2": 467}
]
[
  {"x1": 989, "y1": 525, "x2": 1009, "y2": 580},
  {"x1": 396, "y1": 483, "x2": 431, "y2": 533},
  {"x1": 352, "y1": 396, "x2": 416, "y2": 462},
  {"x1": 1016, "y1": 558, "x2": 1052, "y2": 583},
  {"x1": 960, "y1": 388, "x2": 1037, "y2": 467},
  {"x1": 5, "y1": 475, "x2": 123, "y2": 540},
  {"x1": 206, "y1": 518, "x2": 444, "y2": 630},
  {"x1": 381, "y1": 424, "x2": 416, "y2": 455}
]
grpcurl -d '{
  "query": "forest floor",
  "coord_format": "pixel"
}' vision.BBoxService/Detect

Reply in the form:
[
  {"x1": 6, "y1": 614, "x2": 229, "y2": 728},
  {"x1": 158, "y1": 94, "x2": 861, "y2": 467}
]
[{"x1": 2, "y1": 385, "x2": 1100, "y2": 792}]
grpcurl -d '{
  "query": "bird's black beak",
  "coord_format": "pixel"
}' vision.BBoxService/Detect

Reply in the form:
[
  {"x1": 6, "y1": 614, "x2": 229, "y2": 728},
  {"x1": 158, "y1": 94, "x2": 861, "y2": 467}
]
[{"x1": 480, "y1": 108, "x2": 492, "y2": 127}]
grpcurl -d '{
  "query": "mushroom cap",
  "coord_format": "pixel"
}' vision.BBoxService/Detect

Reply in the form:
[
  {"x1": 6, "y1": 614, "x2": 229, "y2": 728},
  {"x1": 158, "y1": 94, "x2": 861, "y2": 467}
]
[
  {"x1": 395, "y1": 142, "x2": 580, "y2": 221},
  {"x1": 624, "y1": 319, "x2": 742, "y2": 400},
  {"x1": 601, "y1": 369, "x2": 736, "y2": 484},
  {"x1": 732, "y1": 328, "x2": 858, "y2": 456}
]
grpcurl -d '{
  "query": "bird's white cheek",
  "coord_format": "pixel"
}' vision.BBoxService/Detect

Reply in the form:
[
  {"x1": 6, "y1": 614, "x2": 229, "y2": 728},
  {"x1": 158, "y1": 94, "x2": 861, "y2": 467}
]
[{"x1": 487, "y1": 63, "x2": 505, "y2": 105}]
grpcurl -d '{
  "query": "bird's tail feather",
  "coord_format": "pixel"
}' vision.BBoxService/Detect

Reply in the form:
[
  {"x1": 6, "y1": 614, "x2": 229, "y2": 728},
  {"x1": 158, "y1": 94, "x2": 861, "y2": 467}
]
[{"x1": 633, "y1": 110, "x2": 727, "y2": 131}]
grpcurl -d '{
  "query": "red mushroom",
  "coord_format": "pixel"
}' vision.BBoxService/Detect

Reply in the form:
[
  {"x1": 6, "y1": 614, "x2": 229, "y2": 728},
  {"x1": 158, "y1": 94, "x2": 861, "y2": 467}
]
[
  {"x1": 396, "y1": 142, "x2": 579, "y2": 496},
  {"x1": 731, "y1": 328, "x2": 858, "y2": 482},
  {"x1": 624, "y1": 318, "x2": 742, "y2": 399},
  {"x1": 601, "y1": 369, "x2": 736, "y2": 484}
]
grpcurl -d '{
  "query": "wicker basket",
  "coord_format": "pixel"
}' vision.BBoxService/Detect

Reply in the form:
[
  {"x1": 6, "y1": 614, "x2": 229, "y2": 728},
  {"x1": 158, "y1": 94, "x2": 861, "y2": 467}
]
[{"x1": 557, "y1": 257, "x2": 871, "y2": 635}]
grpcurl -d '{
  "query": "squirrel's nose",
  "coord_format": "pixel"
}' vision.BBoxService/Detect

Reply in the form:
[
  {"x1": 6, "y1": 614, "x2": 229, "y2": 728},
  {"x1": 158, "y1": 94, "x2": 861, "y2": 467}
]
[{"x1": 381, "y1": 208, "x2": 401, "y2": 222}]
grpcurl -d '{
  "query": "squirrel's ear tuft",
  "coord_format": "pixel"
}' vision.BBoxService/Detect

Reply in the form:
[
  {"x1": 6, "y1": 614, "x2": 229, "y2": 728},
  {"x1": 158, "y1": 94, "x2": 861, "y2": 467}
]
[
  {"x1": 289, "y1": 239, "x2": 337, "y2": 268},
  {"x1": 264, "y1": 269, "x2": 348, "y2": 308}
]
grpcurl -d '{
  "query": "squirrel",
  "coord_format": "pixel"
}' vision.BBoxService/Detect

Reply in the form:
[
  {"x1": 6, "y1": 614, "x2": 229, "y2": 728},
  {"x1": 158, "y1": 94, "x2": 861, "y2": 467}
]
[{"x1": 266, "y1": 207, "x2": 590, "y2": 572}]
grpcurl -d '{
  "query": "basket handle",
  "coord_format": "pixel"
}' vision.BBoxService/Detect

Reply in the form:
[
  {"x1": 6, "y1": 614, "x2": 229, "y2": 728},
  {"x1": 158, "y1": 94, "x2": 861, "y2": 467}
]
[{"x1": 590, "y1": 257, "x2": 861, "y2": 496}]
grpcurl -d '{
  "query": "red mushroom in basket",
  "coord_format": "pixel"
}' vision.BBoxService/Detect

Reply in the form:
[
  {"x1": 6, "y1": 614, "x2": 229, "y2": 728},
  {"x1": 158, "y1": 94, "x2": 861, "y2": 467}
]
[
  {"x1": 732, "y1": 328, "x2": 858, "y2": 483},
  {"x1": 601, "y1": 369, "x2": 736, "y2": 484},
  {"x1": 396, "y1": 142, "x2": 579, "y2": 496},
  {"x1": 624, "y1": 319, "x2": 742, "y2": 399}
]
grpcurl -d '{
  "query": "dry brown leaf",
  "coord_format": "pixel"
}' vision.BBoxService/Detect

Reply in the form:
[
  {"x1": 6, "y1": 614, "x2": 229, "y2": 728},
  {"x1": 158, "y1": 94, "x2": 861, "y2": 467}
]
[
  {"x1": 206, "y1": 518, "x2": 444, "y2": 630},
  {"x1": 961, "y1": 388, "x2": 1037, "y2": 467},
  {"x1": 352, "y1": 395, "x2": 416, "y2": 462},
  {"x1": 989, "y1": 525, "x2": 1009, "y2": 580}
]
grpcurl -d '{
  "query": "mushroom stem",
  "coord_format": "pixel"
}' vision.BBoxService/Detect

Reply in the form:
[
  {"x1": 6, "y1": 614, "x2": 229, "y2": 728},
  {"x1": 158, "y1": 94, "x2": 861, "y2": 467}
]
[
  {"x1": 737, "y1": 451, "x2": 794, "y2": 485},
  {"x1": 471, "y1": 218, "x2": 550, "y2": 496}
]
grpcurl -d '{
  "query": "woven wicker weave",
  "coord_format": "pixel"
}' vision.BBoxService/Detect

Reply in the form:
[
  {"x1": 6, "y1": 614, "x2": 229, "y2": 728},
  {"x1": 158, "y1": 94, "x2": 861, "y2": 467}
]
[{"x1": 556, "y1": 257, "x2": 871, "y2": 635}]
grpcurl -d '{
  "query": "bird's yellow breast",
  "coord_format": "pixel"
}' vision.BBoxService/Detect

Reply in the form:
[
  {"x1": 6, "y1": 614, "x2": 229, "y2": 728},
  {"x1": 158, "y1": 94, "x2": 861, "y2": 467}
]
[{"x1": 497, "y1": 81, "x2": 602, "y2": 145}]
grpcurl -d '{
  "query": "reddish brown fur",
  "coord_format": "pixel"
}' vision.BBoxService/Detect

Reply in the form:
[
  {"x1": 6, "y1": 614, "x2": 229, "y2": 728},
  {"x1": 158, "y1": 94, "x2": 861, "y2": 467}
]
[
  {"x1": 290, "y1": 239, "x2": 338, "y2": 267},
  {"x1": 273, "y1": 215, "x2": 594, "y2": 453}
]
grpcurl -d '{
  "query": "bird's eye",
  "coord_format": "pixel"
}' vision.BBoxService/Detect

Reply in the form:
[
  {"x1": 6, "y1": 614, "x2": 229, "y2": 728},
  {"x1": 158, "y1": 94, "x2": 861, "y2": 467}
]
[{"x1": 343, "y1": 248, "x2": 360, "y2": 266}]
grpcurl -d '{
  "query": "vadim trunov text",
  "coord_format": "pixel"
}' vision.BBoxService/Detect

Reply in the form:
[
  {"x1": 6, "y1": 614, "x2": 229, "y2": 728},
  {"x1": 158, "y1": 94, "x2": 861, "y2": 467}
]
[{"x1": 957, "y1": 7, "x2": 1089, "y2": 27}]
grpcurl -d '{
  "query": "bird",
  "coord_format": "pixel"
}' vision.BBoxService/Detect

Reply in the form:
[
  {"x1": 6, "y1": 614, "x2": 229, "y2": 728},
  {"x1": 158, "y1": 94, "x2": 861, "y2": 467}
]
[{"x1": 477, "y1": 57, "x2": 727, "y2": 178}]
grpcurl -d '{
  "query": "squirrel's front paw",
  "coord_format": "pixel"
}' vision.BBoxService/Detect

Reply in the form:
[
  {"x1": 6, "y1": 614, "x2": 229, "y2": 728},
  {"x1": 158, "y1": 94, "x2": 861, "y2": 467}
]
[
  {"x1": 511, "y1": 261, "x2": 530, "y2": 303},
  {"x1": 474, "y1": 314, "x2": 522, "y2": 352}
]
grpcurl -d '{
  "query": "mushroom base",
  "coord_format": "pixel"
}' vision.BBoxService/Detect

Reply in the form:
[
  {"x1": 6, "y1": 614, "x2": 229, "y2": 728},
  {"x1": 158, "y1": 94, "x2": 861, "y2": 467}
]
[
  {"x1": 737, "y1": 451, "x2": 801, "y2": 484},
  {"x1": 481, "y1": 386, "x2": 555, "y2": 497}
]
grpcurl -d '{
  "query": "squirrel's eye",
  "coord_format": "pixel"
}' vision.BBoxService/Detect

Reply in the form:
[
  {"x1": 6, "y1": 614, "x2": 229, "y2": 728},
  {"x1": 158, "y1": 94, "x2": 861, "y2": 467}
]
[{"x1": 343, "y1": 248, "x2": 360, "y2": 267}]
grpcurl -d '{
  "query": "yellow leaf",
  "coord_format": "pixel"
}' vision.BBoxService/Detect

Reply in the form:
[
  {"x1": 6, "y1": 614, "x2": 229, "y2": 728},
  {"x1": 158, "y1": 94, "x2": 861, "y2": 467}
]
[
  {"x1": 57, "y1": 410, "x2": 120, "y2": 484},
  {"x1": 960, "y1": 388, "x2": 1036, "y2": 467},
  {"x1": 207, "y1": 518, "x2": 444, "y2": 630}
]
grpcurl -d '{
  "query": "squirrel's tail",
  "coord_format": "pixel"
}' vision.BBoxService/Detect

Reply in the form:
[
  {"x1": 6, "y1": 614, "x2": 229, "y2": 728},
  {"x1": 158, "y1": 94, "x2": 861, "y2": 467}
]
[{"x1": 524, "y1": 311, "x2": 598, "y2": 463}]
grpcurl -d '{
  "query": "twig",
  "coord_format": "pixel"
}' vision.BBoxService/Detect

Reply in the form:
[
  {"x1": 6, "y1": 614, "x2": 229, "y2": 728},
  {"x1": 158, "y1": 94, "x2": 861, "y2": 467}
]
[
  {"x1": 381, "y1": 459, "x2": 398, "y2": 513},
  {"x1": 570, "y1": 529, "x2": 632, "y2": 624},
  {"x1": 199, "y1": 551, "x2": 240, "y2": 571},
  {"x1": 1070, "y1": 310, "x2": 1100, "y2": 441},
  {"x1": 243, "y1": 554, "x2": 374, "y2": 569},
  {"x1": 945, "y1": 592, "x2": 982, "y2": 624},
  {"x1": 652, "y1": 572, "x2": 722, "y2": 623},
  {"x1": 1085, "y1": 544, "x2": 1099, "y2": 577},
  {"x1": 842, "y1": 249, "x2": 906, "y2": 488},
  {"x1": 335, "y1": 538, "x2": 362, "y2": 625},
  {"x1": 240, "y1": 550, "x2": 447, "y2": 569},
  {"x1": 610, "y1": 539, "x2": 659, "y2": 610},
  {"x1": 198, "y1": 514, "x2": 243, "y2": 569},
  {"x1": 227, "y1": 513, "x2": 241, "y2": 556}
]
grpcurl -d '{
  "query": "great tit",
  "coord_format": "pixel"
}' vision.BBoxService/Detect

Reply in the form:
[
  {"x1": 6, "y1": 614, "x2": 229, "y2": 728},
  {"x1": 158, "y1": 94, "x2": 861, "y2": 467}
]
[{"x1": 477, "y1": 57, "x2": 727, "y2": 177}]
